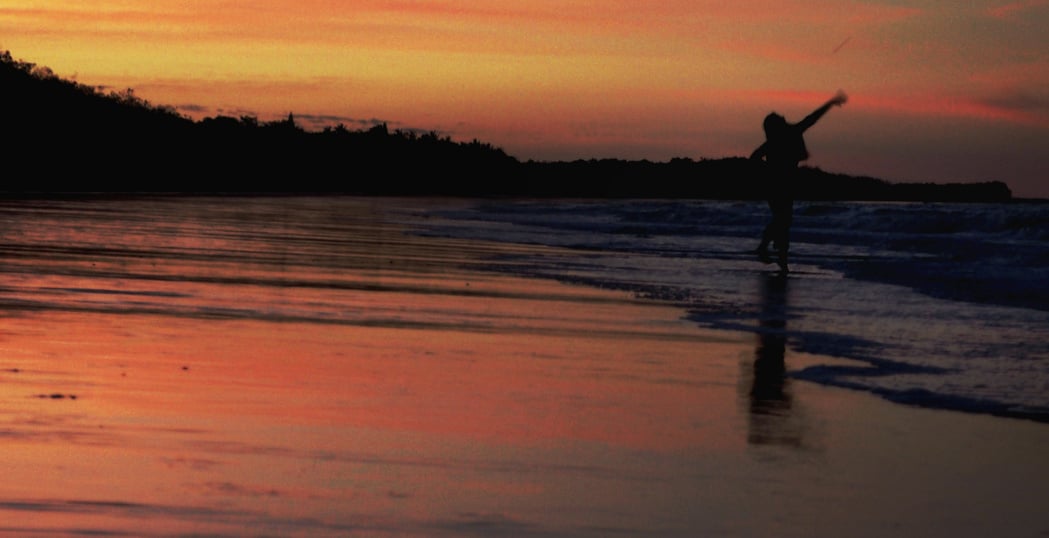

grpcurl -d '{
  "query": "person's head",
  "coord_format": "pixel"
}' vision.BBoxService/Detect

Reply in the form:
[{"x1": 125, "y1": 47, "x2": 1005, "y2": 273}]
[{"x1": 763, "y1": 113, "x2": 787, "y2": 137}]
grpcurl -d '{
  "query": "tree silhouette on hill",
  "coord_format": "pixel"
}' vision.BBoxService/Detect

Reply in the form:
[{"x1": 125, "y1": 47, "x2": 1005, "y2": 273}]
[{"x1": 0, "y1": 51, "x2": 1011, "y2": 201}]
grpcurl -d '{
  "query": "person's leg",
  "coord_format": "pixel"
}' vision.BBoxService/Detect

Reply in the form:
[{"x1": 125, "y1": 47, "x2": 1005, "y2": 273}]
[
  {"x1": 774, "y1": 199, "x2": 793, "y2": 253},
  {"x1": 758, "y1": 225, "x2": 774, "y2": 252},
  {"x1": 757, "y1": 200, "x2": 776, "y2": 252},
  {"x1": 769, "y1": 198, "x2": 793, "y2": 271}
]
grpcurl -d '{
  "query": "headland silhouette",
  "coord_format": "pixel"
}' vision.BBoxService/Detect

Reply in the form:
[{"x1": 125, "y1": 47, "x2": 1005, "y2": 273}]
[{"x1": 0, "y1": 51, "x2": 1012, "y2": 201}]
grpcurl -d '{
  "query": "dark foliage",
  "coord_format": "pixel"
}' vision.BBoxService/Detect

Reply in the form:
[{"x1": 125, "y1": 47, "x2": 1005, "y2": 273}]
[
  {"x1": 0, "y1": 51, "x2": 515, "y2": 193},
  {"x1": 517, "y1": 158, "x2": 1010, "y2": 202},
  {"x1": 0, "y1": 51, "x2": 1012, "y2": 201}
]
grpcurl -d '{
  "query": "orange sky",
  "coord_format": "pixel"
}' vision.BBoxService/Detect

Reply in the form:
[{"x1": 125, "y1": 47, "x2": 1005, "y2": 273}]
[{"x1": 2, "y1": 0, "x2": 1047, "y2": 197}]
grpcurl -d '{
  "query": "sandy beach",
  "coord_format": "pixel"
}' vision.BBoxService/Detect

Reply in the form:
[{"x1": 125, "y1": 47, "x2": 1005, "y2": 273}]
[{"x1": 0, "y1": 196, "x2": 1047, "y2": 537}]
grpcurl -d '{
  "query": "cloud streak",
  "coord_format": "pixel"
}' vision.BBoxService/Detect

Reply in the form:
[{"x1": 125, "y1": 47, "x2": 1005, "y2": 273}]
[{"x1": 987, "y1": 0, "x2": 1049, "y2": 19}]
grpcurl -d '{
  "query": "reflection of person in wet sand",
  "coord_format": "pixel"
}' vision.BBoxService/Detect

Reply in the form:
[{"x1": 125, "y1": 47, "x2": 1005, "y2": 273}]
[
  {"x1": 750, "y1": 91, "x2": 848, "y2": 272},
  {"x1": 745, "y1": 272, "x2": 805, "y2": 446}
]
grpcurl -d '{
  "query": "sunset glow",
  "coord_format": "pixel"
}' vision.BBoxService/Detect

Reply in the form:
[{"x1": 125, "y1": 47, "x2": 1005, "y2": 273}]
[{"x1": 2, "y1": 0, "x2": 1047, "y2": 196}]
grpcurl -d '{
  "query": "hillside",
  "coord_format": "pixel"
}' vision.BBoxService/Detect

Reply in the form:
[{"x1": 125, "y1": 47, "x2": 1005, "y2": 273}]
[{"x1": 0, "y1": 51, "x2": 1012, "y2": 201}]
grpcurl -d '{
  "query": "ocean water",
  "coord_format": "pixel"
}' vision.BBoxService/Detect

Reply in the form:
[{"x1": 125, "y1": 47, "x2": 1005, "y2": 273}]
[{"x1": 413, "y1": 198, "x2": 1049, "y2": 423}]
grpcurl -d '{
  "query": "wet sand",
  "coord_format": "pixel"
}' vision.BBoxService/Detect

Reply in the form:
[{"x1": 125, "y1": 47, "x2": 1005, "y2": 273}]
[{"x1": 0, "y1": 197, "x2": 1047, "y2": 537}]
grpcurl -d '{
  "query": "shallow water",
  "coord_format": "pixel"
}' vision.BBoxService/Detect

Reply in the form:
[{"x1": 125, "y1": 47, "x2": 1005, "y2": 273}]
[
  {"x1": 416, "y1": 199, "x2": 1049, "y2": 422},
  {"x1": 1, "y1": 195, "x2": 1046, "y2": 537}
]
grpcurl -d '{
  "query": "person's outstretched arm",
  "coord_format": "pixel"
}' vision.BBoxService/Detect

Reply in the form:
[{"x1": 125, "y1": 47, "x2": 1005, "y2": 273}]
[
  {"x1": 796, "y1": 90, "x2": 848, "y2": 132},
  {"x1": 750, "y1": 142, "x2": 768, "y2": 161}
]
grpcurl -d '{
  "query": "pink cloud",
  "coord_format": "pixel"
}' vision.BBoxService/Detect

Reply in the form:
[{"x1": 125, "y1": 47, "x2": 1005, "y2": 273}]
[
  {"x1": 854, "y1": 93, "x2": 1049, "y2": 127},
  {"x1": 987, "y1": 0, "x2": 1049, "y2": 19}
]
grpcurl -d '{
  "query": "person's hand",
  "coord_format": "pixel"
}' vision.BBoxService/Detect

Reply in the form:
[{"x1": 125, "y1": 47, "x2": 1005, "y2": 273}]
[{"x1": 831, "y1": 90, "x2": 848, "y2": 107}]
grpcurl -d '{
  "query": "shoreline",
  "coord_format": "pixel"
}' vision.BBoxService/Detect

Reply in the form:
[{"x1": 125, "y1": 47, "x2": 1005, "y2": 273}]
[{"x1": 0, "y1": 195, "x2": 1046, "y2": 537}]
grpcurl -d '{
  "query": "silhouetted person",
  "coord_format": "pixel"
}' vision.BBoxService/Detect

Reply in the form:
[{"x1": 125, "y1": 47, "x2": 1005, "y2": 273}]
[{"x1": 750, "y1": 90, "x2": 848, "y2": 272}]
